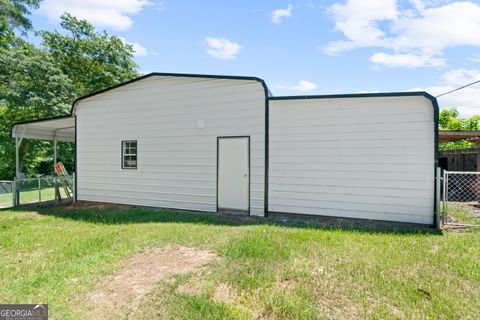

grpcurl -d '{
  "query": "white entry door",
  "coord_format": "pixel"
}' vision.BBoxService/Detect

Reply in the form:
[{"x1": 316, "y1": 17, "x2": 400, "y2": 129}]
[{"x1": 217, "y1": 137, "x2": 250, "y2": 212}]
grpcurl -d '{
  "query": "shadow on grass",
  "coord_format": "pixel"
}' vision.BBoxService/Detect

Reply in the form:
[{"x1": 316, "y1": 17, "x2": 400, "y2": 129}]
[{"x1": 3, "y1": 205, "x2": 443, "y2": 236}]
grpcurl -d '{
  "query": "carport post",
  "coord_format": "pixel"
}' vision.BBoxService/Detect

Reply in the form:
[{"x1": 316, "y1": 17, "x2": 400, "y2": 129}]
[
  {"x1": 53, "y1": 133, "x2": 58, "y2": 203},
  {"x1": 15, "y1": 135, "x2": 20, "y2": 177},
  {"x1": 12, "y1": 179, "x2": 16, "y2": 207},
  {"x1": 15, "y1": 126, "x2": 26, "y2": 177},
  {"x1": 14, "y1": 137, "x2": 20, "y2": 207},
  {"x1": 435, "y1": 167, "x2": 441, "y2": 229},
  {"x1": 53, "y1": 137, "x2": 57, "y2": 164},
  {"x1": 14, "y1": 126, "x2": 26, "y2": 206}
]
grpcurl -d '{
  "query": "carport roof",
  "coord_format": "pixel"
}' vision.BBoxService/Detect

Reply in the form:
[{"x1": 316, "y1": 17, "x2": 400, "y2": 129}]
[
  {"x1": 439, "y1": 130, "x2": 480, "y2": 143},
  {"x1": 11, "y1": 116, "x2": 75, "y2": 142}
]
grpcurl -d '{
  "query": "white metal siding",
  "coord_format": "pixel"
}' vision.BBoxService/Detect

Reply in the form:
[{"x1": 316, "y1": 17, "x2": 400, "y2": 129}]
[
  {"x1": 75, "y1": 76, "x2": 265, "y2": 216},
  {"x1": 269, "y1": 96, "x2": 435, "y2": 224}
]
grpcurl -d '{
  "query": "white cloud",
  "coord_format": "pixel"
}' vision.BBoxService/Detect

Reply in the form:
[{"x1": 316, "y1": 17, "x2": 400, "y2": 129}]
[
  {"x1": 324, "y1": 0, "x2": 397, "y2": 54},
  {"x1": 468, "y1": 54, "x2": 480, "y2": 62},
  {"x1": 271, "y1": 4, "x2": 293, "y2": 24},
  {"x1": 416, "y1": 85, "x2": 480, "y2": 117},
  {"x1": 391, "y1": 2, "x2": 480, "y2": 51},
  {"x1": 119, "y1": 37, "x2": 150, "y2": 57},
  {"x1": 370, "y1": 52, "x2": 446, "y2": 68},
  {"x1": 412, "y1": 68, "x2": 480, "y2": 116},
  {"x1": 325, "y1": 1, "x2": 480, "y2": 68},
  {"x1": 205, "y1": 37, "x2": 242, "y2": 60},
  {"x1": 273, "y1": 80, "x2": 318, "y2": 92},
  {"x1": 130, "y1": 42, "x2": 148, "y2": 57},
  {"x1": 290, "y1": 80, "x2": 317, "y2": 91},
  {"x1": 40, "y1": 0, "x2": 150, "y2": 30},
  {"x1": 442, "y1": 68, "x2": 480, "y2": 85}
]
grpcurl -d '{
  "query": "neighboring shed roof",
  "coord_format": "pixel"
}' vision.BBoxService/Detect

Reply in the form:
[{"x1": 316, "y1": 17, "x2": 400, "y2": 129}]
[
  {"x1": 439, "y1": 130, "x2": 480, "y2": 143},
  {"x1": 11, "y1": 116, "x2": 75, "y2": 142}
]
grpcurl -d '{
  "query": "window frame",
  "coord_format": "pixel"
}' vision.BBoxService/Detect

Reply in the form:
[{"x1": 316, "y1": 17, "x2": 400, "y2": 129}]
[{"x1": 121, "y1": 140, "x2": 138, "y2": 169}]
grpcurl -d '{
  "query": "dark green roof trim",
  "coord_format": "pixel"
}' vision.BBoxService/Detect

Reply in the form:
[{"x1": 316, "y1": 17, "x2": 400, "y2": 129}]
[
  {"x1": 70, "y1": 72, "x2": 270, "y2": 113},
  {"x1": 269, "y1": 91, "x2": 436, "y2": 101},
  {"x1": 429, "y1": 94, "x2": 440, "y2": 229}
]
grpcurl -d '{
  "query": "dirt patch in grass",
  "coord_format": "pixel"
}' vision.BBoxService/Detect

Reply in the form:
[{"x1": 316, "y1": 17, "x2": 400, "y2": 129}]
[
  {"x1": 67, "y1": 200, "x2": 133, "y2": 209},
  {"x1": 80, "y1": 245, "x2": 217, "y2": 319},
  {"x1": 212, "y1": 283, "x2": 237, "y2": 304},
  {"x1": 278, "y1": 278, "x2": 297, "y2": 291},
  {"x1": 442, "y1": 224, "x2": 479, "y2": 232},
  {"x1": 176, "y1": 278, "x2": 237, "y2": 304},
  {"x1": 176, "y1": 277, "x2": 204, "y2": 296}
]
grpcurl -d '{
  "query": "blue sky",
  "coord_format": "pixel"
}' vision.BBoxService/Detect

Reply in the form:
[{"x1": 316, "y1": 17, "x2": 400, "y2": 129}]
[{"x1": 30, "y1": 0, "x2": 480, "y2": 116}]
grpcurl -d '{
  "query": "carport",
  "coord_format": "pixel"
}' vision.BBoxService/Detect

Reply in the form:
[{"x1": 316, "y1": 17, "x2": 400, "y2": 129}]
[
  {"x1": 439, "y1": 130, "x2": 480, "y2": 143},
  {"x1": 11, "y1": 116, "x2": 75, "y2": 177}
]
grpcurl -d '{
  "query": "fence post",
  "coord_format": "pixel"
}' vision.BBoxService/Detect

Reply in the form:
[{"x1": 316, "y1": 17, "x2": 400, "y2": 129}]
[
  {"x1": 38, "y1": 177, "x2": 41, "y2": 207},
  {"x1": 72, "y1": 173, "x2": 76, "y2": 203},
  {"x1": 435, "y1": 167, "x2": 441, "y2": 229},
  {"x1": 12, "y1": 180, "x2": 16, "y2": 207},
  {"x1": 444, "y1": 172, "x2": 449, "y2": 224},
  {"x1": 55, "y1": 177, "x2": 60, "y2": 205},
  {"x1": 54, "y1": 177, "x2": 57, "y2": 204},
  {"x1": 442, "y1": 170, "x2": 448, "y2": 223},
  {"x1": 14, "y1": 177, "x2": 19, "y2": 207}
]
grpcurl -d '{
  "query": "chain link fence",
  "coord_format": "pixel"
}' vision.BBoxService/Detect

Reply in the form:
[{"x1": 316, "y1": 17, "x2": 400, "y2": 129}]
[
  {"x1": 442, "y1": 171, "x2": 480, "y2": 227},
  {"x1": 0, "y1": 180, "x2": 14, "y2": 208},
  {"x1": 16, "y1": 176, "x2": 74, "y2": 207},
  {"x1": 0, "y1": 176, "x2": 75, "y2": 209}
]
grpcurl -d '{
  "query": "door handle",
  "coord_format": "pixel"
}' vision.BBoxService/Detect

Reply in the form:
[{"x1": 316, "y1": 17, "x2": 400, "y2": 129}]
[{"x1": 244, "y1": 174, "x2": 248, "y2": 177}]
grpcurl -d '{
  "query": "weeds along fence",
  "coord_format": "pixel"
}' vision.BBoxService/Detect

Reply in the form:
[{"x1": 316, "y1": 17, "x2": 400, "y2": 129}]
[
  {"x1": 442, "y1": 171, "x2": 480, "y2": 227},
  {"x1": 0, "y1": 176, "x2": 75, "y2": 209}
]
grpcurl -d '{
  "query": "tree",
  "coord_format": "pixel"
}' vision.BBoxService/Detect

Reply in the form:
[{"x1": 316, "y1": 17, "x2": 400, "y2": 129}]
[
  {"x1": 0, "y1": 42, "x2": 75, "y2": 177},
  {"x1": 41, "y1": 13, "x2": 138, "y2": 96},
  {"x1": 0, "y1": 13, "x2": 139, "y2": 179},
  {"x1": 439, "y1": 107, "x2": 480, "y2": 150},
  {"x1": 0, "y1": 0, "x2": 41, "y2": 46},
  {"x1": 0, "y1": 0, "x2": 40, "y2": 30}
]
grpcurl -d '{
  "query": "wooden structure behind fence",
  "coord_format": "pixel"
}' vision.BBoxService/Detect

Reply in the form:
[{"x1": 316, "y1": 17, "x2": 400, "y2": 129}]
[{"x1": 439, "y1": 147, "x2": 480, "y2": 172}]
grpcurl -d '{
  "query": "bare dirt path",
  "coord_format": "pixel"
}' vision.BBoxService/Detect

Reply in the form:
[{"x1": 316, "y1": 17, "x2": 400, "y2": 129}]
[{"x1": 80, "y1": 245, "x2": 217, "y2": 319}]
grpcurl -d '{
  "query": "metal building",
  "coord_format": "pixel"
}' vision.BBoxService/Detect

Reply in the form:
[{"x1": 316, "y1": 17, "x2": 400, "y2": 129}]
[{"x1": 12, "y1": 73, "x2": 439, "y2": 225}]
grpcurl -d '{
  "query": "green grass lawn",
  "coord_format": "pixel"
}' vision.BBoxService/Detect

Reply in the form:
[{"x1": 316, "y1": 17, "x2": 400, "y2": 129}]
[
  {"x1": 0, "y1": 187, "x2": 71, "y2": 208},
  {"x1": 0, "y1": 192, "x2": 13, "y2": 207},
  {"x1": 447, "y1": 202, "x2": 480, "y2": 226},
  {"x1": 0, "y1": 207, "x2": 478, "y2": 319}
]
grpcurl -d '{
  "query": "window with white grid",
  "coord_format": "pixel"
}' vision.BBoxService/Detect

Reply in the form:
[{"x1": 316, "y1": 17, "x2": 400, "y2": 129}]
[{"x1": 122, "y1": 140, "x2": 137, "y2": 169}]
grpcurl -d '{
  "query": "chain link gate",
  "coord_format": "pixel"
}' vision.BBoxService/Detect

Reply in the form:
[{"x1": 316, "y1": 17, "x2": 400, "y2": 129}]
[{"x1": 442, "y1": 171, "x2": 480, "y2": 227}]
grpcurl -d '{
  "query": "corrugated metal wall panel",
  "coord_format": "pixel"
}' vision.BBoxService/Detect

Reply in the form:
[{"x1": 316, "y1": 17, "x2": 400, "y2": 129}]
[
  {"x1": 75, "y1": 76, "x2": 266, "y2": 216},
  {"x1": 269, "y1": 96, "x2": 435, "y2": 224}
]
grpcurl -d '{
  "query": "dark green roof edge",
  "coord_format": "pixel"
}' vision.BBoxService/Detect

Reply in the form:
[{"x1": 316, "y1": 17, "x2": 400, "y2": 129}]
[
  {"x1": 269, "y1": 91, "x2": 436, "y2": 101},
  {"x1": 70, "y1": 72, "x2": 271, "y2": 113}
]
